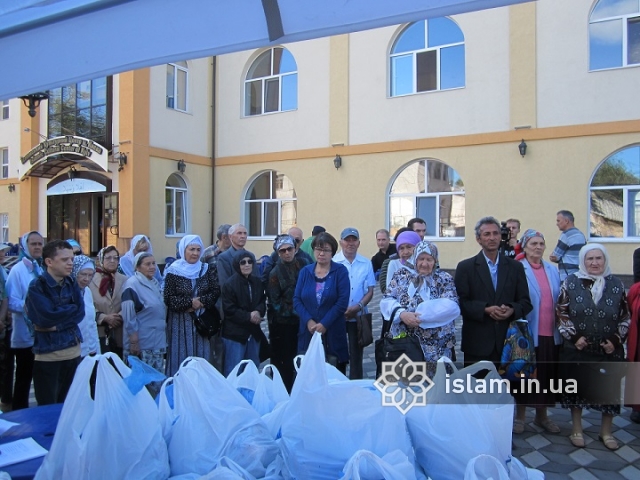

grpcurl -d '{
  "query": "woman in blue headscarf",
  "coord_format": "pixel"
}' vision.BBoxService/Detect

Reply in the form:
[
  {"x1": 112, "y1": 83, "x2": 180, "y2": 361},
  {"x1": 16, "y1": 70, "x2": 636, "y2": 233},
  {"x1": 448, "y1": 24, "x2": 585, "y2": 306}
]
[
  {"x1": 5, "y1": 231, "x2": 44, "y2": 409},
  {"x1": 71, "y1": 255, "x2": 99, "y2": 358},
  {"x1": 164, "y1": 235, "x2": 220, "y2": 376}
]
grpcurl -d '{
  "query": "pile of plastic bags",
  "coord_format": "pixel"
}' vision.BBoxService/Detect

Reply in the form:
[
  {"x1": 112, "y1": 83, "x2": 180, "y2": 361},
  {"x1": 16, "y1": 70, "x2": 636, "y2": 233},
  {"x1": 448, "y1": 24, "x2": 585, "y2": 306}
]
[{"x1": 33, "y1": 334, "x2": 544, "y2": 479}]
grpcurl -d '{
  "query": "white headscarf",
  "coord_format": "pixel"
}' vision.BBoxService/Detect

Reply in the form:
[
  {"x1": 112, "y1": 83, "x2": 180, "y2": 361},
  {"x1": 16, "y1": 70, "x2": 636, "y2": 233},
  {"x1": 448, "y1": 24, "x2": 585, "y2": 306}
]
[
  {"x1": 575, "y1": 243, "x2": 611, "y2": 305},
  {"x1": 165, "y1": 235, "x2": 207, "y2": 279},
  {"x1": 120, "y1": 234, "x2": 154, "y2": 276}
]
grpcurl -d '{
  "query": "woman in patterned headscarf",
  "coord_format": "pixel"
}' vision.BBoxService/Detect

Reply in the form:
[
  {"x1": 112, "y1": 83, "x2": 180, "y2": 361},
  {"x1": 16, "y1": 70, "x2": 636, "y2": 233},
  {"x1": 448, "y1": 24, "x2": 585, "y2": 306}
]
[
  {"x1": 89, "y1": 246, "x2": 127, "y2": 357},
  {"x1": 380, "y1": 240, "x2": 459, "y2": 377},
  {"x1": 71, "y1": 255, "x2": 99, "y2": 358}
]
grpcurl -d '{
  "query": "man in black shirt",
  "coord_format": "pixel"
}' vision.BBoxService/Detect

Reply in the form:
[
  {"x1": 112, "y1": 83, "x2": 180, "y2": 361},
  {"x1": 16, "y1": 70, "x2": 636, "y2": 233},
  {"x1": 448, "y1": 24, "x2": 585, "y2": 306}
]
[{"x1": 371, "y1": 229, "x2": 396, "y2": 279}]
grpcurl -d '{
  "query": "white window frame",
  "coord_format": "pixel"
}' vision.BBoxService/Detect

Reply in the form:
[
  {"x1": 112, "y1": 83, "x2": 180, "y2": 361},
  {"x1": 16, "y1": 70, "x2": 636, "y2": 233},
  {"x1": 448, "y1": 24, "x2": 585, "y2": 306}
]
[
  {"x1": 165, "y1": 174, "x2": 188, "y2": 237},
  {"x1": 390, "y1": 18, "x2": 465, "y2": 97},
  {"x1": 388, "y1": 159, "x2": 465, "y2": 240},
  {"x1": 243, "y1": 47, "x2": 298, "y2": 116},
  {"x1": 166, "y1": 61, "x2": 188, "y2": 112},
  {"x1": 1, "y1": 100, "x2": 8, "y2": 120},
  {"x1": 0, "y1": 214, "x2": 8, "y2": 243},
  {"x1": 244, "y1": 171, "x2": 297, "y2": 239},
  {"x1": 1, "y1": 148, "x2": 8, "y2": 179},
  {"x1": 589, "y1": 1, "x2": 640, "y2": 71}
]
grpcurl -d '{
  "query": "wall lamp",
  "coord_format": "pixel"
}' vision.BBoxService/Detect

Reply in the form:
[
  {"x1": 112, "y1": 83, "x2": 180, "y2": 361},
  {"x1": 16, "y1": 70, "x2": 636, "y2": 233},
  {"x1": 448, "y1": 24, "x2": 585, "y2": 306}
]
[
  {"x1": 518, "y1": 140, "x2": 527, "y2": 157},
  {"x1": 115, "y1": 152, "x2": 127, "y2": 172},
  {"x1": 177, "y1": 159, "x2": 186, "y2": 173},
  {"x1": 333, "y1": 154, "x2": 342, "y2": 170},
  {"x1": 68, "y1": 166, "x2": 76, "y2": 181},
  {"x1": 19, "y1": 93, "x2": 49, "y2": 118},
  {"x1": 8, "y1": 183, "x2": 15, "y2": 193}
]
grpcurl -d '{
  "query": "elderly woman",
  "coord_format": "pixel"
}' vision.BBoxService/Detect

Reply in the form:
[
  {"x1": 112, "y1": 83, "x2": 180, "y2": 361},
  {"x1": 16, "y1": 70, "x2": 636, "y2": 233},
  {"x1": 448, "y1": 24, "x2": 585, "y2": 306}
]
[
  {"x1": 380, "y1": 240, "x2": 459, "y2": 378},
  {"x1": 511, "y1": 229, "x2": 562, "y2": 434},
  {"x1": 89, "y1": 246, "x2": 127, "y2": 357},
  {"x1": 294, "y1": 232, "x2": 350, "y2": 374},
  {"x1": 122, "y1": 252, "x2": 166, "y2": 378},
  {"x1": 164, "y1": 235, "x2": 220, "y2": 376},
  {"x1": 383, "y1": 230, "x2": 422, "y2": 293},
  {"x1": 221, "y1": 250, "x2": 267, "y2": 376},
  {"x1": 71, "y1": 255, "x2": 99, "y2": 358},
  {"x1": 6, "y1": 231, "x2": 44, "y2": 410},
  {"x1": 557, "y1": 243, "x2": 630, "y2": 450},
  {"x1": 267, "y1": 234, "x2": 311, "y2": 391},
  {"x1": 119, "y1": 234, "x2": 163, "y2": 285}
]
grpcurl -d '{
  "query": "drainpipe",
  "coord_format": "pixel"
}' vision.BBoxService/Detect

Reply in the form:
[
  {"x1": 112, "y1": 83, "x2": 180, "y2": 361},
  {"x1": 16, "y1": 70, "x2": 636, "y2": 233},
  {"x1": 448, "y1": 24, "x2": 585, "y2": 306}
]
[{"x1": 210, "y1": 56, "x2": 217, "y2": 246}]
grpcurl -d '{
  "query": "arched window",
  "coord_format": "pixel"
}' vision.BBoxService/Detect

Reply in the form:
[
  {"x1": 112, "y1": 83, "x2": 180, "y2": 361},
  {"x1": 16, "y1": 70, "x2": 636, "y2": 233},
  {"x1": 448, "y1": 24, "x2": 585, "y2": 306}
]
[
  {"x1": 167, "y1": 61, "x2": 188, "y2": 111},
  {"x1": 244, "y1": 47, "x2": 298, "y2": 116},
  {"x1": 589, "y1": 0, "x2": 640, "y2": 70},
  {"x1": 590, "y1": 144, "x2": 640, "y2": 238},
  {"x1": 245, "y1": 171, "x2": 297, "y2": 238},
  {"x1": 389, "y1": 159, "x2": 465, "y2": 238},
  {"x1": 165, "y1": 173, "x2": 188, "y2": 235},
  {"x1": 390, "y1": 17, "x2": 465, "y2": 97}
]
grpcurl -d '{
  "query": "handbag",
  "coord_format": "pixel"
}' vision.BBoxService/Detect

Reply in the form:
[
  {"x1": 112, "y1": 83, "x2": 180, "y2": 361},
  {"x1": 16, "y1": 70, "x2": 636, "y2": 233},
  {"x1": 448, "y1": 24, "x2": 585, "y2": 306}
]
[
  {"x1": 377, "y1": 307, "x2": 425, "y2": 365},
  {"x1": 498, "y1": 319, "x2": 536, "y2": 381},
  {"x1": 356, "y1": 313, "x2": 373, "y2": 347},
  {"x1": 190, "y1": 264, "x2": 221, "y2": 338}
]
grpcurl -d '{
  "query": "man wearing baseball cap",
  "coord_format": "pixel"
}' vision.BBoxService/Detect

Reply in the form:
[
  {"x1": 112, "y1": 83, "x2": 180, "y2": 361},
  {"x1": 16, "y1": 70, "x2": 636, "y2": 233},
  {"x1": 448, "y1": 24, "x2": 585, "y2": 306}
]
[{"x1": 333, "y1": 227, "x2": 375, "y2": 379}]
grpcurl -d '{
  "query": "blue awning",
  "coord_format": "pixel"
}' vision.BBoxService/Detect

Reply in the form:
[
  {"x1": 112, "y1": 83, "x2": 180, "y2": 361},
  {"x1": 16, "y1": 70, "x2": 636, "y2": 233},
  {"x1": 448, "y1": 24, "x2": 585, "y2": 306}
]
[{"x1": 0, "y1": 0, "x2": 534, "y2": 99}]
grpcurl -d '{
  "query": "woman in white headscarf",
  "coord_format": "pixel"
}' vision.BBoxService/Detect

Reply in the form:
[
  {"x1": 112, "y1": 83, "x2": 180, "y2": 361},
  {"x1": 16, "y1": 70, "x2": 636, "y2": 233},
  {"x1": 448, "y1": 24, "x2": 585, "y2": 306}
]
[
  {"x1": 119, "y1": 234, "x2": 163, "y2": 285},
  {"x1": 380, "y1": 240, "x2": 459, "y2": 378},
  {"x1": 164, "y1": 235, "x2": 220, "y2": 376},
  {"x1": 6, "y1": 231, "x2": 44, "y2": 410},
  {"x1": 557, "y1": 243, "x2": 630, "y2": 450},
  {"x1": 70, "y1": 255, "x2": 99, "y2": 358}
]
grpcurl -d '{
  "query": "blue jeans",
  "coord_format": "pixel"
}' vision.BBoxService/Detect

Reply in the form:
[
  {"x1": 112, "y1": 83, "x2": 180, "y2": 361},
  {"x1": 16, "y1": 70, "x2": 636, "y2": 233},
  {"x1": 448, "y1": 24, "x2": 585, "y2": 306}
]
[{"x1": 223, "y1": 336, "x2": 260, "y2": 377}]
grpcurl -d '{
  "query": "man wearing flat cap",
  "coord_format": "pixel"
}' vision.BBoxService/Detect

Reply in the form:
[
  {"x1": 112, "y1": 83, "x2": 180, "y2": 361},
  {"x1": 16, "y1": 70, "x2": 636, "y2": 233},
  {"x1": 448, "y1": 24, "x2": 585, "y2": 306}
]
[{"x1": 333, "y1": 227, "x2": 375, "y2": 379}]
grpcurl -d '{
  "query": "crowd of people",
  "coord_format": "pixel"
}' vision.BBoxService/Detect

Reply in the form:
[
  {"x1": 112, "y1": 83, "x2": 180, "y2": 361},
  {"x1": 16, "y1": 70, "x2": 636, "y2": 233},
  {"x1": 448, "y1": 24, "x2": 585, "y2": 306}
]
[{"x1": 0, "y1": 208, "x2": 637, "y2": 454}]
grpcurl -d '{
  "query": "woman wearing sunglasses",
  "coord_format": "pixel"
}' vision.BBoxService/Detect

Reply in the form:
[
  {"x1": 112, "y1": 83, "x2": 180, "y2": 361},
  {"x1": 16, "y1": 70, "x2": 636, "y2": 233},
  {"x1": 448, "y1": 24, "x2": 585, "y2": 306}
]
[{"x1": 221, "y1": 249, "x2": 266, "y2": 376}]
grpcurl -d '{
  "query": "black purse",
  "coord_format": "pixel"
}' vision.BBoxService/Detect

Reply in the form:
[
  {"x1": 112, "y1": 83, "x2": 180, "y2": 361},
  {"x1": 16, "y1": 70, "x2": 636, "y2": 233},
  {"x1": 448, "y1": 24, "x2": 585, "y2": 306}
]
[
  {"x1": 375, "y1": 307, "x2": 425, "y2": 374},
  {"x1": 190, "y1": 264, "x2": 221, "y2": 338}
]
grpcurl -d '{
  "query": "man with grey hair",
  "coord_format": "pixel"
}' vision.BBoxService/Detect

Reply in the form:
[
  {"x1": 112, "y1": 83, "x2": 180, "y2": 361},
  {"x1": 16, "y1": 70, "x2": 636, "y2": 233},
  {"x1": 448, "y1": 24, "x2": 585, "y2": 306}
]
[
  {"x1": 455, "y1": 216, "x2": 532, "y2": 370},
  {"x1": 549, "y1": 210, "x2": 586, "y2": 280},
  {"x1": 217, "y1": 223, "x2": 249, "y2": 287},
  {"x1": 202, "y1": 223, "x2": 232, "y2": 268}
]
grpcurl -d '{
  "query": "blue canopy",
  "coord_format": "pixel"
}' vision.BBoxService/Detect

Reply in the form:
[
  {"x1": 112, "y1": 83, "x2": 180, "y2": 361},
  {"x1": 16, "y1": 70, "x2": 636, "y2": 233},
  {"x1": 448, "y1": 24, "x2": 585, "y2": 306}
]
[{"x1": 0, "y1": 0, "x2": 533, "y2": 99}]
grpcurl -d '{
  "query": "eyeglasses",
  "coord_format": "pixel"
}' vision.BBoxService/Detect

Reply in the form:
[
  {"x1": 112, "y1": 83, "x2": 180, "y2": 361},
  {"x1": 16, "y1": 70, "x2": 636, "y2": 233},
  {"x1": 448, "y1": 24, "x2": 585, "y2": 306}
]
[
  {"x1": 314, "y1": 248, "x2": 333, "y2": 255},
  {"x1": 239, "y1": 259, "x2": 254, "y2": 266},
  {"x1": 278, "y1": 246, "x2": 294, "y2": 254},
  {"x1": 103, "y1": 256, "x2": 119, "y2": 262}
]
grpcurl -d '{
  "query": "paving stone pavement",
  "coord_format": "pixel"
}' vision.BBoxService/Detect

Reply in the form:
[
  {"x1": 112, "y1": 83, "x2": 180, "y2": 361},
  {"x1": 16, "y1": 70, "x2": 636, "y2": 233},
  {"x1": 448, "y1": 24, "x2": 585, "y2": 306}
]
[{"x1": 363, "y1": 286, "x2": 640, "y2": 479}]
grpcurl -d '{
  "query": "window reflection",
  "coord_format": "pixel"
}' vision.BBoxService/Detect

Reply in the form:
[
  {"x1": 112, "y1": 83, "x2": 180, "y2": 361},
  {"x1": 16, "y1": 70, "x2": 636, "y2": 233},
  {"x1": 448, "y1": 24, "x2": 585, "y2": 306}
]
[
  {"x1": 589, "y1": 0, "x2": 640, "y2": 70},
  {"x1": 389, "y1": 159, "x2": 465, "y2": 238},
  {"x1": 244, "y1": 47, "x2": 298, "y2": 116},
  {"x1": 244, "y1": 171, "x2": 297, "y2": 237}
]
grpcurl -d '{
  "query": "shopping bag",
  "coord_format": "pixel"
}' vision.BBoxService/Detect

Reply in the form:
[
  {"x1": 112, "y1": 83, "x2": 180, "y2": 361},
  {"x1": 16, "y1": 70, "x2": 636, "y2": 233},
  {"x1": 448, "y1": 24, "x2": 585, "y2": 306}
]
[
  {"x1": 158, "y1": 356, "x2": 279, "y2": 477},
  {"x1": 35, "y1": 353, "x2": 169, "y2": 480},
  {"x1": 227, "y1": 359, "x2": 261, "y2": 404},
  {"x1": 499, "y1": 319, "x2": 536, "y2": 381},
  {"x1": 341, "y1": 450, "x2": 416, "y2": 480},
  {"x1": 356, "y1": 313, "x2": 374, "y2": 347},
  {"x1": 252, "y1": 364, "x2": 289, "y2": 416},
  {"x1": 464, "y1": 455, "x2": 509, "y2": 480},
  {"x1": 281, "y1": 332, "x2": 414, "y2": 480}
]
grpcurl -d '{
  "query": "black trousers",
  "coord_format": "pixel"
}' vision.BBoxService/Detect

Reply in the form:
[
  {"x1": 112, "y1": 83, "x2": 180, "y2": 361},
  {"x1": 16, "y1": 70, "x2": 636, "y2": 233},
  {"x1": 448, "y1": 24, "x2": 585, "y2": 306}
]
[
  {"x1": 12, "y1": 347, "x2": 34, "y2": 410},
  {"x1": 346, "y1": 321, "x2": 363, "y2": 380},
  {"x1": 0, "y1": 332, "x2": 13, "y2": 404},
  {"x1": 33, "y1": 356, "x2": 80, "y2": 406},
  {"x1": 269, "y1": 322, "x2": 298, "y2": 393}
]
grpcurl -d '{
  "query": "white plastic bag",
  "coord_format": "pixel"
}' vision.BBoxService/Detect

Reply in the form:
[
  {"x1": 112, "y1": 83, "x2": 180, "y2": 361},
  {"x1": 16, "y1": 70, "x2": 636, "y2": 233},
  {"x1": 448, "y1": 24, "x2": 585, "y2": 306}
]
[
  {"x1": 226, "y1": 359, "x2": 261, "y2": 404},
  {"x1": 35, "y1": 353, "x2": 169, "y2": 480},
  {"x1": 341, "y1": 450, "x2": 416, "y2": 480},
  {"x1": 252, "y1": 364, "x2": 289, "y2": 416},
  {"x1": 281, "y1": 333, "x2": 414, "y2": 480},
  {"x1": 158, "y1": 356, "x2": 279, "y2": 477},
  {"x1": 407, "y1": 358, "x2": 513, "y2": 480},
  {"x1": 464, "y1": 455, "x2": 510, "y2": 480}
]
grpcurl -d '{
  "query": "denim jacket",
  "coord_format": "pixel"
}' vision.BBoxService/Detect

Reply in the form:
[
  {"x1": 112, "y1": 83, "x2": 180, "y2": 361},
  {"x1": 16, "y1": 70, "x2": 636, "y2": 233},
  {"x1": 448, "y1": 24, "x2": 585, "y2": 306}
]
[{"x1": 25, "y1": 271, "x2": 84, "y2": 355}]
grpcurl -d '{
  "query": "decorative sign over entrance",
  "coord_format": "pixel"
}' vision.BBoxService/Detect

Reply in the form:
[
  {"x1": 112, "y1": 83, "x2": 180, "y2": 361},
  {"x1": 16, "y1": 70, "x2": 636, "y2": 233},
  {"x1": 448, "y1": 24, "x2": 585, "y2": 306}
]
[{"x1": 19, "y1": 135, "x2": 109, "y2": 179}]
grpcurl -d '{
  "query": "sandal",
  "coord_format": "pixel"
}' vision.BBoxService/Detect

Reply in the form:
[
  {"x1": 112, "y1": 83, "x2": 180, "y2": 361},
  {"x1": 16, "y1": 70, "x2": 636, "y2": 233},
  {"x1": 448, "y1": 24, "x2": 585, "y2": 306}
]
[
  {"x1": 598, "y1": 434, "x2": 619, "y2": 451},
  {"x1": 513, "y1": 418, "x2": 525, "y2": 434},
  {"x1": 534, "y1": 418, "x2": 561, "y2": 434},
  {"x1": 569, "y1": 432, "x2": 585, "y2": 448}
]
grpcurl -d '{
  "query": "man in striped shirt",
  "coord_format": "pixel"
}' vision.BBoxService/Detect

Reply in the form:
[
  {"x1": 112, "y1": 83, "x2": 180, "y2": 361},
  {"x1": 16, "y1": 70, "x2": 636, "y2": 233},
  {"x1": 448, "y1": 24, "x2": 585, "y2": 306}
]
[{"x1": 549, "y1": 210, "x2": 586, "y2": 280}]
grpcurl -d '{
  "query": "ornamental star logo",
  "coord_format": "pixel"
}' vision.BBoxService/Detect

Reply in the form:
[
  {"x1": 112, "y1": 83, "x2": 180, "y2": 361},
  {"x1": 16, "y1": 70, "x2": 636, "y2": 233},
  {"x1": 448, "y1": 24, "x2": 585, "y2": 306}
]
[{"x1": 374, "y1": 353, "x2": 434, "y2": 414}]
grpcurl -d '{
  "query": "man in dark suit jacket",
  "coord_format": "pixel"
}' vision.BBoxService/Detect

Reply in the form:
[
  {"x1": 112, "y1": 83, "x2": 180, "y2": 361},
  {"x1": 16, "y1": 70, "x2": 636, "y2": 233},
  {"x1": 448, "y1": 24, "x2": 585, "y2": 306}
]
[{"x1": 454, "y1": 216, "x2": 532, "y2": 366}]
